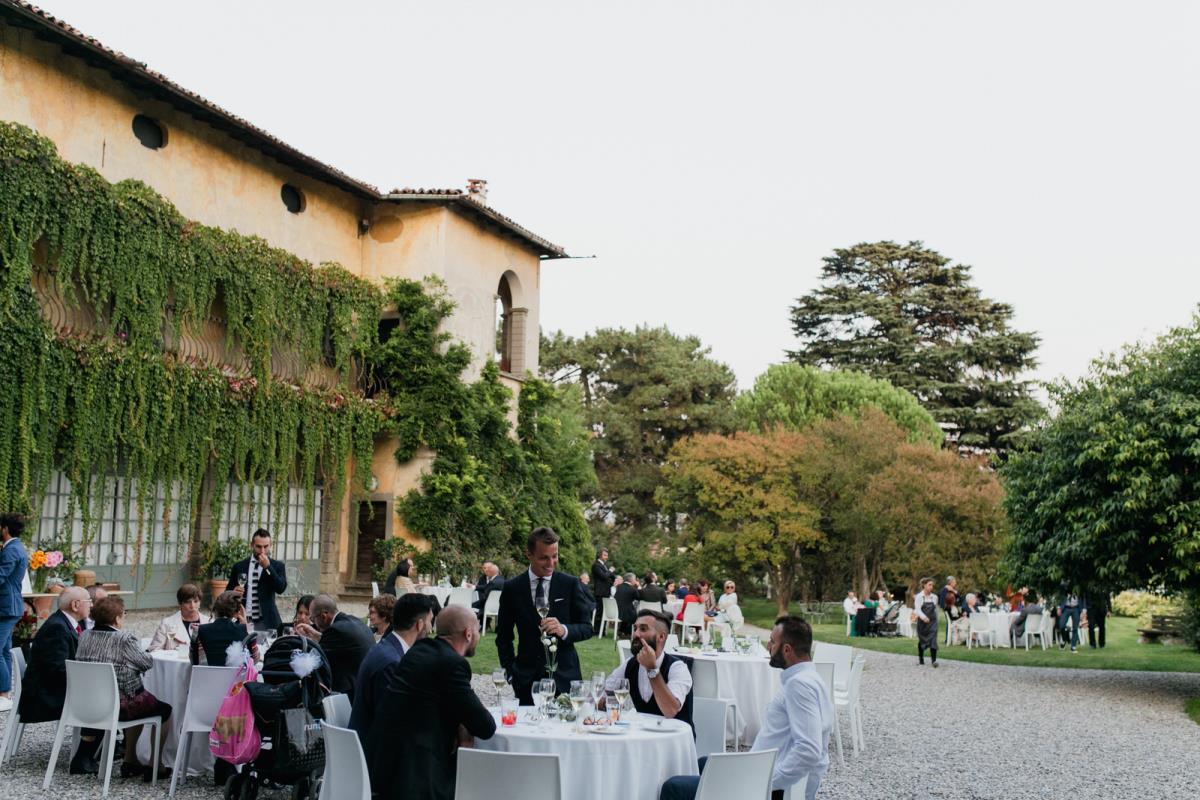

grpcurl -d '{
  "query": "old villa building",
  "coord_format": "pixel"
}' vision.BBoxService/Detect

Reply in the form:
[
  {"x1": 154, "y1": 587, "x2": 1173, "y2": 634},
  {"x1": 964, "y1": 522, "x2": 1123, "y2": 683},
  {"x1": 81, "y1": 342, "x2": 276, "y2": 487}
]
[{"x1": 0, "y1": 1, "x2": 566, "y2": 604}]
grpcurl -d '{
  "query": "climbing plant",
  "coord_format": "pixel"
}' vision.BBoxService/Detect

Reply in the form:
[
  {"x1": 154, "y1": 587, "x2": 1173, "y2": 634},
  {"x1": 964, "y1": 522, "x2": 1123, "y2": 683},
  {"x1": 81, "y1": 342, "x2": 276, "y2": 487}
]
[{"x1": 0, "y1": 122, "x2": 381, "y2": 567}]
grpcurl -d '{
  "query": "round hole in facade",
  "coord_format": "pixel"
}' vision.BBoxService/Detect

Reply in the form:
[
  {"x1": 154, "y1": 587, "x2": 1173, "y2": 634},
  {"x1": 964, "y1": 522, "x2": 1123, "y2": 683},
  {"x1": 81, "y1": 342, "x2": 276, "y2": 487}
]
[
  {"x1": 281, "y1": 183, "x2": 306, "y2": 214},
  {"x1": 131, "y1": 114, "x2": 167, "y2": 149}
]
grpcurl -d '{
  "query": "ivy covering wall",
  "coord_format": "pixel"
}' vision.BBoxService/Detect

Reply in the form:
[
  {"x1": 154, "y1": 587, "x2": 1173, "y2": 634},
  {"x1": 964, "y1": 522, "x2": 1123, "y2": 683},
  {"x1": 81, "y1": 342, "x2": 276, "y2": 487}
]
[
  {"x1": 0, "y1": 122, "x2": 594, "y2": 576},
  {"x1": 0, "y1": 122, "x2": 380, "y2": 562}
]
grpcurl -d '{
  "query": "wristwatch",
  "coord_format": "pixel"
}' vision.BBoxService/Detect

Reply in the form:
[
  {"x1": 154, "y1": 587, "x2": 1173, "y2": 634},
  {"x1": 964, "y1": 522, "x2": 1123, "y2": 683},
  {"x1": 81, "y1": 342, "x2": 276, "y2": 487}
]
[{"x1": 646, "y1": 667, "x2": 660, "y2": 680}]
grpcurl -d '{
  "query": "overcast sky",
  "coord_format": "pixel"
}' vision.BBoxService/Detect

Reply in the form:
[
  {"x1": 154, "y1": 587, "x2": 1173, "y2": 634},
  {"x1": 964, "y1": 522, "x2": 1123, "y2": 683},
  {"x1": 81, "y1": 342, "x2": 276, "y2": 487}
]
[{"x1": 32, "y1": 0, "x2": 1200, "y2": 393}]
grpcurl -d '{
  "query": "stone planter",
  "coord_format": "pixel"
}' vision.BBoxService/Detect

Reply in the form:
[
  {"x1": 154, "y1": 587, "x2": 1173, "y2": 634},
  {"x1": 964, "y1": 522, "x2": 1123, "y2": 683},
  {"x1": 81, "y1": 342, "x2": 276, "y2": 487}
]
[{"x1": 209, "y1": 578, "x2": 229, "y2": 603}]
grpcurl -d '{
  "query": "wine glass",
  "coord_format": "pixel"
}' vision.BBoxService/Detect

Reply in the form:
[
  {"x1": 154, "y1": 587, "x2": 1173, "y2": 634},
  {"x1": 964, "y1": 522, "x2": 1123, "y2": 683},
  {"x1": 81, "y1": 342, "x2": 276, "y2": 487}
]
[
  {"x1": 613, "y1": 678, "x2": 631, "y2": 717},
  {"x1": 568, "y1": 680, "x2": 586, "y2": 716},
  {"x1": 491, "y1": 668, "x2": 507, "y2": 704},
  {"x1": 591, "y1": 670, "x2": 606, "y2": 706}
]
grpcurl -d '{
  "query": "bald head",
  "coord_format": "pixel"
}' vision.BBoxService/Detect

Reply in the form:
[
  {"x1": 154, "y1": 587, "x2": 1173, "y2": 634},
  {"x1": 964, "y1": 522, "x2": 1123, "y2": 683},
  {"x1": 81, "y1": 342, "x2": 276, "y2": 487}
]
[
  {"x1": 59, "y1": 585, "x2": 91, "y2": 620},
  {"x1": 435, "y1": 606, "x2": 480, "y2": 657},
  {"x1": 309, "y1": 593, "x2": 339, "y2": 631}
]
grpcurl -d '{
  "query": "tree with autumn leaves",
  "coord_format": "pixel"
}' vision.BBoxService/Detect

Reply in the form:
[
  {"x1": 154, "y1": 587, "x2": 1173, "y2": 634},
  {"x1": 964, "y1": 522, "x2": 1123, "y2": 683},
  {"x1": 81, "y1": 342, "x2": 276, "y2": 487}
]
[{"x1": 660, "y1": 408, "x2": 1006, "y2": 614}]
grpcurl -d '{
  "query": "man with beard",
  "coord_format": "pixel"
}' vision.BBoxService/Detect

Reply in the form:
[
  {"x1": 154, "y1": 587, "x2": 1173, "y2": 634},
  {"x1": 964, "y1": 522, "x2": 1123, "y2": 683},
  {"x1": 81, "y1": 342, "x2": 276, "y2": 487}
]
[
  {"x1": 363, "y1": 605, "x2": 495, "y2": 800},
  {"x1": 604, "y1": 609, "x2": 693, "y2": 729},
  {"x1": 660, "y1": 616, "x2": 832, "y2": 800}
]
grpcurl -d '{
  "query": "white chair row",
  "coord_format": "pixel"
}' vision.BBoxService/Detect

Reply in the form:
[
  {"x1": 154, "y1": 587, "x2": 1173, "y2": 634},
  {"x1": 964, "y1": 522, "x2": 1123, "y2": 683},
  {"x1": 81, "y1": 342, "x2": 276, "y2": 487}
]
[
  {"x1": 812, "y1": 642, "x2": 867, "y2": 764},
  {"x1": 672, "y1": 602, "x2": 706, "y2": 641}
]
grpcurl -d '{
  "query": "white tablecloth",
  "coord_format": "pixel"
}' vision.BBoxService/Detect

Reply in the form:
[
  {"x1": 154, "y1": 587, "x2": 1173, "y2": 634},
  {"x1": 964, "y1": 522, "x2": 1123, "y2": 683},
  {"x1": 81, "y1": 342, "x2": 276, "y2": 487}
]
[
  {"x1": 896, "y1": 607, "x2": 915, "y2": 638},
  {"x1": 677, "y1": 648, "x2": 779, "y2": 746},
  {"x1": 987, "y1": 611, "x2": 1017, "y2": 648},
  {"x1": 476, "y1": 708, "x2": 698, "y2": 800},
  {"x1": 136, "y1": 649, "x2": 213, "y2": 774},
  {"x1": 420, "y1": 586, "x2": 453, "y2": 605}
]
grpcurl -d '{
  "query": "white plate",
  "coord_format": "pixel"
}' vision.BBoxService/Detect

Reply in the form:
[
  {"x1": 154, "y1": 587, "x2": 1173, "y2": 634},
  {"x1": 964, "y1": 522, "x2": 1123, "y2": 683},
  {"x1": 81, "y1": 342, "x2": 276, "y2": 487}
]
[
  {"x1": 587, "y1": 726, "x2": 627, "y2": 735},
  {"x1": 640, "y1": 721, "x2": 677, "y2": 733}
]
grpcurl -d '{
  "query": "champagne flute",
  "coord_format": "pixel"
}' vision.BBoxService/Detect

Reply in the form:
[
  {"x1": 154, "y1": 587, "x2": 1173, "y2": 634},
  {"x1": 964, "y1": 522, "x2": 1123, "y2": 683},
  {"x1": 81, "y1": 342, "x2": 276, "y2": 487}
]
[
  {"x1": 491, "y1": 668, "x2": 507, "y2": 704},
  {"x1": 613, "y1": 678, "x2": 631, "y2": 713},
  {"x1": 591, "y1": 670, "x2": 607, "y2": 706},
  {"x1": 568, "y1": 680, "x2": 586, "y2": 717},
  {"x1": 535, "y1": 595, "x2": 550, "y2": 621}
]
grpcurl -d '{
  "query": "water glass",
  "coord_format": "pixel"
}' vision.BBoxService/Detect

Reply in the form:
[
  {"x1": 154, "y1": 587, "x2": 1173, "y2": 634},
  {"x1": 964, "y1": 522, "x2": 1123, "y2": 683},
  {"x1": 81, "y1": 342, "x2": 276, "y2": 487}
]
[{"x1": 500, "y1": 693, "x2": 518, "y2": 727}]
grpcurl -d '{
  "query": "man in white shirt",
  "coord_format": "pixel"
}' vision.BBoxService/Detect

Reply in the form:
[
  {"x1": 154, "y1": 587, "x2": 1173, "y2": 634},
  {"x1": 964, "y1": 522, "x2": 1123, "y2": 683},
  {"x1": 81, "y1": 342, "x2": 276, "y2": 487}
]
[
  {"x1": 605, "y1": 610, "x2": 693, "y2": 726},
  {"x1": 660, "y1": 616, "x2": 832, "y2": 800}
]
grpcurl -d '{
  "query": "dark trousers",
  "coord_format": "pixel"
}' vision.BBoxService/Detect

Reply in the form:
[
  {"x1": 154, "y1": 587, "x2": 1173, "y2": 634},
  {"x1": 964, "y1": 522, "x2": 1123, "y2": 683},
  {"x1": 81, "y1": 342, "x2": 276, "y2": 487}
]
[
  {"x1": 1088, "y1": 610, "x2": 1106, "y2": 648},
  {"x1": 1058, "y1": 606, "x2": 1082, "y2": 647},
  {"x1": 660, "y1": 757, "x2": 786, "y2": 800},
  {"x1": 917, "y1": 644, "x2": 937, "y2": 664}
]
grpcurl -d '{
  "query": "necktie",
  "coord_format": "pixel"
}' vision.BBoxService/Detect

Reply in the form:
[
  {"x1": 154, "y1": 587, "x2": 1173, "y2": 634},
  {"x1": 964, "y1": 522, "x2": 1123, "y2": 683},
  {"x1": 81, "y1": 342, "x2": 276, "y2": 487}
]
[
  {"x1": 76, "y1": 623, "x2": 82, "y2": 634},
  {"x1": 535, "y1": 577, "x2": 545, "y2": 605}
]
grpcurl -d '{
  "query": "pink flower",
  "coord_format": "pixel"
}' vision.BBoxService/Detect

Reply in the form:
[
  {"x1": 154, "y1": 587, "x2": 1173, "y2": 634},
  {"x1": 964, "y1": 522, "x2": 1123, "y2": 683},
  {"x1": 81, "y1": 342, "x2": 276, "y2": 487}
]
[{"x1": 44, "y1": 550, "x2": 64, "y2": 568}]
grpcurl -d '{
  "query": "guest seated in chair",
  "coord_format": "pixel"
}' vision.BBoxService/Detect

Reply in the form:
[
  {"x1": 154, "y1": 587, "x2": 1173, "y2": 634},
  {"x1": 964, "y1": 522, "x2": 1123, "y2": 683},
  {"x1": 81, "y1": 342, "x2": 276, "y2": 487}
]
[
  {"x1": 148, "y1": 583, "x2": 210, "y2": 651},
  {"x1": 614, "y1": 572, "x2": 640, "y2": 636},
  {"x1": 605, "y1": 609, "x2": 693, "y2": 730},
  {"x1": 303, "y1": 593, "x2": 375, "y2": 699},
  {"x1": 77, "y1": 596, "x2": 172, "y2": 780},
  {"x1": 191, "y1": 590, "x2": 257, "y2": 667},
  {"x1": 1011, "y1": 593, "x2": 1044, "y2": 643},
  {"x1": 367, "y1": 593, "x2": 396, "y2": 641},
  {"x1": 350, "y1": 592, "x2": 438, "y2": 737}
]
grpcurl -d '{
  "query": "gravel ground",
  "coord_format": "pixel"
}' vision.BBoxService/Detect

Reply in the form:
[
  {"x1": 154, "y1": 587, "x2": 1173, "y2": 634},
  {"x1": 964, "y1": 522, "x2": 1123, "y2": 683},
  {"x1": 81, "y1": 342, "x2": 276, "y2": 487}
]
[{"x1": 4, "y1": 613, "x2": 1199, "y2": 799}]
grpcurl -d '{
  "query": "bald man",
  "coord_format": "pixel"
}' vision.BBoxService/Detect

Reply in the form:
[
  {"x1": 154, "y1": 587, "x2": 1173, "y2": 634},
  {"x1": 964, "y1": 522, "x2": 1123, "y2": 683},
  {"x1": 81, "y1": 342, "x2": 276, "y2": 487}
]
[
  {"x1": 362, "y1": 605, "x2": 496, "y2": 800},
  {"x1": 20, "y1": 587, "x2": 100, "y2": 771}
]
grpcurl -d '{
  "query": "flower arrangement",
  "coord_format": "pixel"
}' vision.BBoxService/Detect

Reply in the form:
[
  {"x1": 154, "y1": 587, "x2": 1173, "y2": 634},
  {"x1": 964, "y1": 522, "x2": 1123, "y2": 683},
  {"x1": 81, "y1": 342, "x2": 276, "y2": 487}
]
[
  {"x1": 28, "y1": 547, "x2": 73, "y2": 592},
  {"x1": 13, "y1": 610, "x2": 38, "y2": 641},
  {"x1": 542, "y1": 632, "x2": 559, "y2": 679}
]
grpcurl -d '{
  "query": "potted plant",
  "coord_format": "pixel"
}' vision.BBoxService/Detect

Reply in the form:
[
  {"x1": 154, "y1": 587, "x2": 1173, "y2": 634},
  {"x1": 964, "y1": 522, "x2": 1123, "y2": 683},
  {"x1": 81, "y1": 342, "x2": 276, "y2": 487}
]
[{"x1": 200, "y1": 537, "x2": 247, "y2": 601}]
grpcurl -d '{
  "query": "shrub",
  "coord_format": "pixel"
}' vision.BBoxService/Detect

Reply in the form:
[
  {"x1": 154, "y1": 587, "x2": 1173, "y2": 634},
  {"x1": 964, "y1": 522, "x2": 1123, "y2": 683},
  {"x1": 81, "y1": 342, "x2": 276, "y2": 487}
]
[{"x1": 1111, "y1": 590, "x2": 1183, "y2": 625}]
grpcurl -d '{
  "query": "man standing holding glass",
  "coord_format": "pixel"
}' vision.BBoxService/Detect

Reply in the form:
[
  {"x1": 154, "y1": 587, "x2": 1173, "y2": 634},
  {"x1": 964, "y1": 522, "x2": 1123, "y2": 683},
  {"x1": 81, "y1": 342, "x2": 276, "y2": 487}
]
[
  {"x1": 227, "y1": 529, "x2": 287, "y2": 633},
  {"x1": 496, "y1": 526, "x2": 594, "y2": 704}
]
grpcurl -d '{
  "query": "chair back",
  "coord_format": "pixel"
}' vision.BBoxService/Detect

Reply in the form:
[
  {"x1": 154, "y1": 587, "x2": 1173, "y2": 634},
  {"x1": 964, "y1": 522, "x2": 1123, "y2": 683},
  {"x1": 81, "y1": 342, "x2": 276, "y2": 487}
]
[
  {"x1": 448, "y1": 587, "x2": 474, "y2": 609},
  {"x1": 812, "y1": 642, "x2": 852, "y2": 691},
  {"x1": 371, "y1": 582, "x2": 380, "y2": 598},
  {"x1": 693, "y1": 697, "x2": 730, "y2": 758},
  {"x1": 813, "y1": 661, "x2": 835, "y2": 698},
  {"x1": 483, "y1": 591, "x2": 502, "y2": 615},
  {"x1": 617, "y1": 639, "x2": 632, "y2": 664},
  {"x1": 8, "y1": 646, "x2": 22, "y2": 706},
  {"x1": 1023, "y1": 613, "x2": 1043, "y2": 637},
  {"x1": 724, "y1": 603, "x2": 744, "y2": 627},
  {"x1": 602, "y1": 597, "x2": 619, "y2": 620},
  {"x1": 319, "y1": 723, "x2": 371, "y2": 800},
  {"x1": 455, "y1": 749, "x2": 562, "y2": 800},
  {"x1": 181, "y1": 665, "x2": 240, "y2": 733},
  {"x1": 683, "y1": 602, "x2": 706, "y2": 626},
  {"x1": 695, "y1": 750, "x2": 778, "y2": 800},
  {"x1": 13, "y1": 646, "x2": 25, "y2": 678},
  {"x1": 845, "y1": 656, "x2": 864, "y2": 705},
  {"x1": 322, "y1": 692, "x2": 352, "y2": 729},
  {"x1": 691, "y1": 658, "x2": 720, "y2": 698},
  {"x1": 637, "y1": 600, "x2": 664, "y2": 614},
  {"x1": 969, "y1": 613, "x2": 991, "y2": 633},
  {"x1": 62, "y1": 660, "x2": 120, "y2": 728}
]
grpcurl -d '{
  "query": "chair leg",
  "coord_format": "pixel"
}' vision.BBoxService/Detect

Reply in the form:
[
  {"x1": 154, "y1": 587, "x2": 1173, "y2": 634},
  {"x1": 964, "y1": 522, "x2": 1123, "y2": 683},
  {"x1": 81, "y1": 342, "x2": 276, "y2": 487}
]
[
  {"x1": 150, "y1": 720, "x2": 159, "y2": 785},
  {"x1": 832, "y1": 711, "x2": 844, "y2": 764},
  {"x1": 100, "y1": 730, "x2": 117, "y2": 799},
  {"x1": 42, "y1": 720, "x2": 69, "y2": 789},
  {"x1": 170, "y1": 730, "x2": 187, "y2": 797},
  {"x1": 0, "y1": 714, "x2": 13, "y2": 766}
]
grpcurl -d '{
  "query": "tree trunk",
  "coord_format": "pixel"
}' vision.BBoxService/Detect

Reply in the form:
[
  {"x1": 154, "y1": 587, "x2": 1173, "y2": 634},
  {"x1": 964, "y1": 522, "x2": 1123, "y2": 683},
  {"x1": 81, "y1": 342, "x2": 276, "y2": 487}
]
[
  {"x1": 855, "y1": 554, "x2": 870, "y2": 599},
  {"x1": 774, "y1": 565, "x2": 793, "y2": 617}
]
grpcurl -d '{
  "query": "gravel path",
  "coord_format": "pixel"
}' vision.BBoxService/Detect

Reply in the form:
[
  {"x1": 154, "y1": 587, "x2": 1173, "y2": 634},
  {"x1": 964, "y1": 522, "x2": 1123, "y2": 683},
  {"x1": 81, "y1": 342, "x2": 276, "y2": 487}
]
[{"x1": 4, "y1": 615, "x2": 1198, "y2": 798}]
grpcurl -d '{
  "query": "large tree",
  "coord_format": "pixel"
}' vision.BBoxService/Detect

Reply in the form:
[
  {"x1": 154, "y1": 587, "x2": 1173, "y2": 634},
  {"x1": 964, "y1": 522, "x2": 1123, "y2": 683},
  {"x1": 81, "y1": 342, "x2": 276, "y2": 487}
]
[
  {"x1": 788, "y1": 240, "x2": 1042, "y2": 455},
  {"x1": 735, "y1": 363, "x2": 943, "y2": 445},
  {"x1": 541, "y1": 326, "x2": 737, "y2": 531},
  {"x1": 1001, "y1": 317, "x2": 1200, "y2": 598}
]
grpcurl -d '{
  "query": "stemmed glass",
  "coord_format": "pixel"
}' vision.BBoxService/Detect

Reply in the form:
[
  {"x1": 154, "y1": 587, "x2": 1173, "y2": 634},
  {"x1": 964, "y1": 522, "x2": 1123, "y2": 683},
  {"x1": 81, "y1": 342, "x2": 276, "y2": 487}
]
[
  {"x1": 535, "y1": 594, "x2": 550, "y2": 622},
  {"x1": 491, "y1": 668, "x2": 507, "y2": 707},
  {"x1": 613, "y1": 678, "x2": 631, "y2": 722},
  {"x1": 568, "y1": 680, "x2": 586, "y2": 726},
  {"x1": 536, "y1": 679, "x2": 556, "y2": 725},
  {"x1": 591, "y1": 670, "x2": 606, "y2": 709}
]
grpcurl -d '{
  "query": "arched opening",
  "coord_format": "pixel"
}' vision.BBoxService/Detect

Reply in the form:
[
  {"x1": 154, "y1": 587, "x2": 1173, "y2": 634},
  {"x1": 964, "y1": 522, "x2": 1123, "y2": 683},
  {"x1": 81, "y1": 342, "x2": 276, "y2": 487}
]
[{"x1": 495, "y1": 275, "x2": 513, "y2": 373}]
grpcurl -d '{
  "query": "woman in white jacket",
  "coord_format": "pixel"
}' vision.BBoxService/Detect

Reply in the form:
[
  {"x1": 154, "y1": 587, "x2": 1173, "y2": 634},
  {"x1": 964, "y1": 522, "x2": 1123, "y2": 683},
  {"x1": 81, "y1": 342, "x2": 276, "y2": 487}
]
[{"x1": 148, "y1": 583, "x2": 211, "y2": 650}]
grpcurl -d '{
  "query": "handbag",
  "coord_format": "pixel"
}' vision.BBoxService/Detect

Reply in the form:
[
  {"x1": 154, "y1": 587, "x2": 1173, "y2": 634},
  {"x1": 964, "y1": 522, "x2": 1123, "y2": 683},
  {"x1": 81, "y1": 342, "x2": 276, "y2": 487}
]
[
  {"x1": 119, "y1": 688, "x2": 161, "y2": 721},
  {"x1": 273, "y1": 705, "x2": 325, "y2": 773},
  {"x1": 210, "y1": 659, "x2": 261, "y2": 765}
]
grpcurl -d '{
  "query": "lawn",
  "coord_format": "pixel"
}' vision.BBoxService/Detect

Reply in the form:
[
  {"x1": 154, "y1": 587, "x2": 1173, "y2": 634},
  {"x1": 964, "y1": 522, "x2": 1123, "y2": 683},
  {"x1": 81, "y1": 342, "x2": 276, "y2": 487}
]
[
  {"x1": 469, "y1": 631, "x2": 623, "y2": 678},
  {"x1": 741, "y1": 597, "x2": 1200, "y2": 673}
]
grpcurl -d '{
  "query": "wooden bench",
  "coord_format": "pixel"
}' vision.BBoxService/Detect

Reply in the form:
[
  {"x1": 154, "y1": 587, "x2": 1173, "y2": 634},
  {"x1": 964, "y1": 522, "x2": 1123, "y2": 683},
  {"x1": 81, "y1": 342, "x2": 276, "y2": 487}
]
[{"x1": 1138, "y1": 614, "x2": 1184, "y2": 643}]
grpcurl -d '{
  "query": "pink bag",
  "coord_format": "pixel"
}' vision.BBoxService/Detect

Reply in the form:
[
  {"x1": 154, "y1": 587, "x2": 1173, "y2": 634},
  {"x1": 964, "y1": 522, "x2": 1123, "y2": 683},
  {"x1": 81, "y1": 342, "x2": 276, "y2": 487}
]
[{"x1": 209, "y1": 659, "x2": 261, "y2": 765}]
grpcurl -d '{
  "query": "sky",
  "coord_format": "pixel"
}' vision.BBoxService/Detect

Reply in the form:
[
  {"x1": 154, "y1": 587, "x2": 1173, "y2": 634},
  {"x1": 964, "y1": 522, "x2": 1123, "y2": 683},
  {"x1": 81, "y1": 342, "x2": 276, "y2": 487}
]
[{"x1": 29, "y1": 0, "x2": 1200, "y2": 393}]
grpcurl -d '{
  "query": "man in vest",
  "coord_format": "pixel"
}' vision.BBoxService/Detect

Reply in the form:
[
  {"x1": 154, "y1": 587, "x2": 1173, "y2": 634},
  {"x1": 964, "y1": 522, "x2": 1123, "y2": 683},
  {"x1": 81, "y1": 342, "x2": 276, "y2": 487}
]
[{"x1": 605, "y1": 609, "x2": 693, "y2": 730}]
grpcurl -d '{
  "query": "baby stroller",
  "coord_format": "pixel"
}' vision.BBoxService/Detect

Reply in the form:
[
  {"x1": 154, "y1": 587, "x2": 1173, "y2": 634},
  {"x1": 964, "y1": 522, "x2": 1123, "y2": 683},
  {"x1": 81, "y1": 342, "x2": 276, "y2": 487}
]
[
  {"x1": 224, "y1": 635, "x2": 331, "y2": 800},
  {"x1": 875, "y1": 602, "x2": 901, "y2": 637}
]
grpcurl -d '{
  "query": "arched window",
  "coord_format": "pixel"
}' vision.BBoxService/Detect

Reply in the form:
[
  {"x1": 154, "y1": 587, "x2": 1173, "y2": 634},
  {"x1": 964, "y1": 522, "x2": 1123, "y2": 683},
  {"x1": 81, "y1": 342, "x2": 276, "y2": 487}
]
[{"x1": 495, "y1": 275, "x2": 513, "y2": 373}]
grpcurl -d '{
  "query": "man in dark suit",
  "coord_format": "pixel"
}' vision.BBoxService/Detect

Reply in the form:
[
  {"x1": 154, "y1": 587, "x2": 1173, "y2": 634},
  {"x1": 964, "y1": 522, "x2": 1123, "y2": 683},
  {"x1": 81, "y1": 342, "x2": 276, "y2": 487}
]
[
  {"x1": 227, "y1": 528, "x2": 288, "y2": 632},
  {"x1": 638, "y1": 572, "x2": 668, "y2": 605},
  {"x1": 591, "y1": 548, "x2": 616, "y2": 632},
  {"x1": 1011, "y1": 593, "x2": 1045, "y2": 644},
  {"x1": 497, "y1": 527, "x2": 595, "y2": 704},
  {"x1": 19, "y1": 586, "x2": 98, "y2": 771},
  {"x1": 1085, "y1": 591, "x2": 1109, "y2": 648},
  {"x1": 305, "y1": 593, "x2": 375, "y2": 699},
  {"x1": 363, "y1": 606, "x2": 495, "y2": 800},
  {"x1": 615, "y1": 572, "x2": 641, "y2": 635},
  {"x1": 349, "y1": 592, "x2": 437, "y2": 737},
  {"x1": 471, "y1": 561, "x2": 504, "y2": 623}
]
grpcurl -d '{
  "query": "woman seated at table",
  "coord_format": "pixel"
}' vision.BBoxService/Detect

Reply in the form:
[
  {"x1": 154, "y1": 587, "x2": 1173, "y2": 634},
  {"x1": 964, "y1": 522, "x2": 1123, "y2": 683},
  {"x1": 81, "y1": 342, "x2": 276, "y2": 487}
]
[
  {"x1": 696, "y1": 580, "x2": 716, "y2": 614},
  {"x1": 290, "y1": 594, "x2": 315, "y2": 631},
  {"x1": 383, "y1": 558, "x2": 416, "y2": 595},
  {"x1": 675, "y1": 591, "x2": 701, "y2": 621},
  {"x1": 147, "y1": 583, "x2": 210, "y2": 651},
  {"x1": 76, "y1": 596, "x2": 172, "y2": 779},
  {"x1": 191, "y1": 591, "x2": 257, "y2": 667}
]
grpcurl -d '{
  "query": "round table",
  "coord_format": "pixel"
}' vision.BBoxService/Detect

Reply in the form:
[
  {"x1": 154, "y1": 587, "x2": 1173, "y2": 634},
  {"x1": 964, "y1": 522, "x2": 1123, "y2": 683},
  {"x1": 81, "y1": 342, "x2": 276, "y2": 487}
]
[
  {"x1": 475, "y1": 708, "x2": 698, "y2": 800},
  {"x1": 420, "y1": 585, "x2": 453, "y2": 605},
  {"x1": 136, "y1": 649, "x2": 214, "y2": 774},
  {"x1": 987, "y1": 611, "x2": 1018, "y2": 648},
  {"x1": 674, "y1": 647, "x2": 778, "y2": 746}
]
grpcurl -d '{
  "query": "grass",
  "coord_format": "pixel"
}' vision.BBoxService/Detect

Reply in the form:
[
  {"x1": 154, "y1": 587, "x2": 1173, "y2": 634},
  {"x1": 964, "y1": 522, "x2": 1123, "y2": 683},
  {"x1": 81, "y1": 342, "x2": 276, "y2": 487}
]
[
  {"x1": 1187, "y1": 697, "x2": 1200, "y2": 726},
  {"x1": 469, "y1": 632, "x2": 623, "y2": 678},
  {"x1": 741, "y1": 597, "x2": 1200, "y2": 673}
]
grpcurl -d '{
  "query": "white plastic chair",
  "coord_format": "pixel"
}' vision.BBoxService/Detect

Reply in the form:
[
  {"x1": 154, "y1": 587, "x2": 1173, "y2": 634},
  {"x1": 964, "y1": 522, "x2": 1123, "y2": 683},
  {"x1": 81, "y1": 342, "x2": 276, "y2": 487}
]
[
  {"x1": 691, "y1": 658, "x2": 742, "y2": 746},
  {"x1": 694, "y1": 749, "x2": 777, "y2": 800},
  {"x1": 617, "y1": 639, "x2": 631, "y2": 664},
  {"x1": 598, "y1": 597, "x2": 621, "y2": 640},
  {"x1": 448, "y1": 587, "x2": 475, "y2": 609},
  {"x1": 671, "y1": 602, "x2": 705, "y2": 641},
  {"x1": 845, "y1": 614, "x2": 853, "y2": 636},
  {"x1": 1015, "y1": 613, "x2": 1047, "y2": 650},
  {"x1": 812, "y1": 661, "x2": 842, "y2": 765},
  {"x1": 693, "y1": 697, "x2": 733, "y2": 758},
  {"x1": 371, "y1": 581, "x2": 380, "y2": 598},
  {"x1": 812, "y1": 642, "x2": 853, "y2": 694},
  {"x1": 319, "y1": 723, "x2": 371, "y2": 800},
  {"x1": 967, "y1": 613, "x2": 994, "y2": 649},
  {"x1": 322, "y1": 692, "x2": 352, "y2": 729},
  {"x1": 169, "y1": 665, "x2": 240, "y2": 797},
  {"x1": 834, "y1": 656, "x2": 865, "y2": 756},
  {"x1": 721, "y1": 603, "x2": 745, "y2": 633},
  {"x1": 637, "y1": 600, "x2": 665, "y2": 614},
  {"x1": 44, "y1": 660, "x2": 162, "y2": 798},
  {"x1": 482, "y1": 591, "x2": 501, "y2": 633},
  {"x1": 455, "y1": 749, "x2": 562, "y2": 800},
  {"x1": 0, "y1": 648, "x2": 26, "y2": 764}
]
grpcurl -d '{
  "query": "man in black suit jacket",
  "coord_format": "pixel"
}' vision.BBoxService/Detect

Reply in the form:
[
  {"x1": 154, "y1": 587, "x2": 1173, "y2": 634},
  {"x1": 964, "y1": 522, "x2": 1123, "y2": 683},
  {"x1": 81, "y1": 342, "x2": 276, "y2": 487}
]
[
  {"x1": 471, "y1": 561, "x2": 504, "y2": 622},
  {"x1": 497, "y1": 527, "x2": 595, "y2": 704},
  {"x1": 227, "y1": 529, "x2": 288, "y2": 631},
  {"x1": 306, "y1": 593, "x2": 376, "y2": 699},
  {"x1": 614, "y1": 572, "x2": 641, "y2": 635},
  {"x1": 591, "y1": 548, "x2": 616, "y2": 633},
  {"x1": 638, "y1": 573, "x2": 668, "y2": 605},
  {"x1": 363, "y1": 606, "x2": 495, "y2": 800},
  {"x1": 18, "y1": 587, "x2": 88, "y2": 723}
]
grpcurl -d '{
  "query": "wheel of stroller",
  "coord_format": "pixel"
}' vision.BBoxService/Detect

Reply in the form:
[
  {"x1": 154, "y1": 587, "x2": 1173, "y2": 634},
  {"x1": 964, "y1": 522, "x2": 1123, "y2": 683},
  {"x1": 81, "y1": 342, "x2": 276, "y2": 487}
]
[
  {"x1": 291, "y1": 775, "x2": 313, "y2": 800},
  {"x1": 224, "y1": 773, "x2": 244, "y2": 800}
]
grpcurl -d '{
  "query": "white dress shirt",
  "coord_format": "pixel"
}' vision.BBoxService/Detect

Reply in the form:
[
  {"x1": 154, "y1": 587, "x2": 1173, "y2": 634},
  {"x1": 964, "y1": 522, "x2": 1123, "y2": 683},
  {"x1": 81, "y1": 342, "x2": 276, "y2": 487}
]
[
  {"x1": 913, "y1": 591, "x2": 938, "y2": 621},
  {"x1": 842, "y1": 597, "x2": 857, "y2": 617},
  {"x1": 527, "y1": 568, "x2": 569, "y2": 641},
  {"x1": 605, "y1": 649, "x2": 692, "y2": 707},
  {"x1": 753, "y1": 661, "x2": 833, "y2": 797}
]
